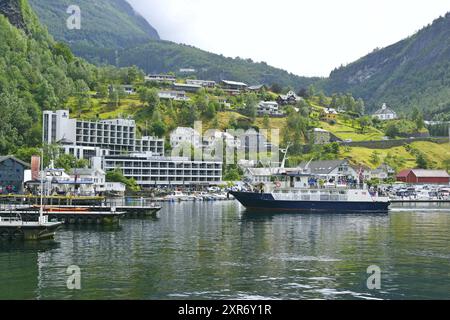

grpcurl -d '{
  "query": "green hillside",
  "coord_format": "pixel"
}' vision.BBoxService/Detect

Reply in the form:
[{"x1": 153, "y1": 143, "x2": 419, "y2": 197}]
[
  {"x1": 116, "y1": 40, "x2": 316, "y2": 88},
  {"x1": 321, "y1": 13, "x2": 450, "y2": 120},
  {"x1": 0, "y1": 0, "x2": 138, "y2": 155},
  {"x1": 28, "y1": 0, "x2": 160, "y2": 48},
  {"x1": 29, "y1": 0, "x2": 317, "y2": 89}
]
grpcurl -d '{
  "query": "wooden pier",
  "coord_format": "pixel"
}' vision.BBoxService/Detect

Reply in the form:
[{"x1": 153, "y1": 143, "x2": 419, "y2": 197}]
[
  {"x1": 0, "y1": 210, "x2": 124, "y2": 225},
  {"x1": 0, "y1": 194, "x2": 105, "y2": 206}
]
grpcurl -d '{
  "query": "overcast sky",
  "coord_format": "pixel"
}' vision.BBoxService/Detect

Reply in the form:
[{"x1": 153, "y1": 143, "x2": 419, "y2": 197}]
[{"x1": 127, "y1": 0, "x2": 449, "y2": 77}]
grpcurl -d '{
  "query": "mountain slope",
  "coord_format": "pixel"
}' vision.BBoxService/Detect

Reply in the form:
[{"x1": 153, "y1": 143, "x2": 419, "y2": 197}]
[
  {"x1": 322, "y1": 13, "x2": 450, "y2": 119},
  {"x1": 29, "y1": 0, "x2": 317, "y2": 89},
  {"x1": 0, "y1": 0, "x2": 99, "y2": 153},
  {"x1": 115, "y1": 40, "x2": 316, "y2": 88},
  {"x1": 28, "y1": 0, "x2": 160, "y2": 48}
]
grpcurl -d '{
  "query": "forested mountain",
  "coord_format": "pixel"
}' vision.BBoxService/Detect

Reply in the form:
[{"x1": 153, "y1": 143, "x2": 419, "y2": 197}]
[
  {"x1": 28, "y1": 0, "x2": 317, "y2": 89},
  {"x1": 117, "y1": 40, "x2": 316, "y2": 88},
  {"x1": 322, "y1": 13, "x2": 450, "y2": 120},
  {"x1": 28, "y1": 0, "x2": 160, "y2": 48},
  {"x1": 0, "y1": 0, "x2": 136, "y2": 154}
]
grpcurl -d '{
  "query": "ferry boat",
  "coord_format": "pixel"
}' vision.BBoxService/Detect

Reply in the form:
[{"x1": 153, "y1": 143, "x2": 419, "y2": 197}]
[{"x1": 231, "y1": 188, "x2": 390, "y2": 213}]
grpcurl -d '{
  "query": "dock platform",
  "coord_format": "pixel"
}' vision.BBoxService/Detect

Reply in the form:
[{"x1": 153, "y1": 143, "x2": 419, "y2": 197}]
[
  {"x1": 0, "y1": 210, "x2": 124, "y2": 225},
  {"x1": 0, "y1": 217, "x2": 63, "y2": 241}
]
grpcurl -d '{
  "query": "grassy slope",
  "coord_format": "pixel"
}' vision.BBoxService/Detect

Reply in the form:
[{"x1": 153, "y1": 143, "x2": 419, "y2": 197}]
[{"x1": 66, "y1": 93, "x2": 449, "y2": 171}]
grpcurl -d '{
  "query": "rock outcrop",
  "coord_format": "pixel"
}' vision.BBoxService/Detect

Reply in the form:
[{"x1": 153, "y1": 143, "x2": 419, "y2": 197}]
[{"x1": 0, "y1": 0, "x2": 27, "y2": 32}]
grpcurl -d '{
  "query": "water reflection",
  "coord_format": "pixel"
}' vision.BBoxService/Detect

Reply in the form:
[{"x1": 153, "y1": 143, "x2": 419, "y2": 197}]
[{"x1": 0, "y1": 201, "x2": 449, "y2": 300}]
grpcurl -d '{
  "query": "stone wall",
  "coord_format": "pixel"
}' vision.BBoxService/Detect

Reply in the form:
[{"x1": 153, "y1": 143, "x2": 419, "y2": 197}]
[{"x1": 341, "y1": 137, "x2": 449, "y2": 149}]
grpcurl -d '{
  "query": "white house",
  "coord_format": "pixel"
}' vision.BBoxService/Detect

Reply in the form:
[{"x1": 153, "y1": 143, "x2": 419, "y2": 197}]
[
  {"x1": 373, "y1": 103, "x2": 397, "y2": 120},
  {"x1": 371, "y1": 164, "x2": 395, "y2": 180},
  {"x1": 257, "y1": 101, "x2": 283, "y2": 116},
  {"x1": 105, "y1": 182, "x2": 126, "y2": 195},
  {"x1": 158, "y1": 90, "x2": 190, "y2": 101},
  {"x1": 121, "y1": 85, "x2": 136, "y2": 95},
  {"x1": 203, "y1": 129, "x2": 241, "y2": 148},
  {"x1": 170, "y1": 127, "x2": 202, "y2": 149},
  {"x1": 70, "y1": 168, "x2": 106, "y2": 194}
]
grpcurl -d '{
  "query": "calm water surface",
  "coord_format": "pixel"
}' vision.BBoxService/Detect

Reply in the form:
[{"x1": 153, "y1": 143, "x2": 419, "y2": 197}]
[{"x1": 1, "y1": 201, "x2": 449, "y2": 300}]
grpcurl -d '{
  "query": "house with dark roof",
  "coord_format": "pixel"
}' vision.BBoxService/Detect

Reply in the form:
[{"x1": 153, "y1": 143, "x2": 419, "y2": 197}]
[
  {"x1": 220, "y1": 80, "x2": 248, "y2": 94},
  {"x1": 396, "y1": 169, "x2": 450, "y2": 184},
  {"x1": 277, "y1": 91, "x2": 301, "y2": 105},
  {"x1": 373, "y1": 103, "x2": 397, "y2": 120},
  {"x1": 0, "y1": 156, "x2": 31, "y2": 194}
]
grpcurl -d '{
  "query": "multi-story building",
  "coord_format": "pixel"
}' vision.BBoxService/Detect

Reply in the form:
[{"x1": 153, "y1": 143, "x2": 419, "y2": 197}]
[
  {"x1": 43, "y1": 110, "x2": 164, "y2": 159},
  {"x1": 100, "y1": 154, "x2": 223, "y2": 188}
]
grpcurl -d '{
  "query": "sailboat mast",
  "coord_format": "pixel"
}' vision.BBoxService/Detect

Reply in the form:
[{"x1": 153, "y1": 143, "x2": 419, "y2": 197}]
[{"x1": 40, "y1": 116, "x2": 45, "y2": 221}]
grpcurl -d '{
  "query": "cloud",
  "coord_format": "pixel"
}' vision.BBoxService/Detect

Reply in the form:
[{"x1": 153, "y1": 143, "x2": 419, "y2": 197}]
[{"x1": 127, "y1": 0, "x2": 450, "y2": 77}]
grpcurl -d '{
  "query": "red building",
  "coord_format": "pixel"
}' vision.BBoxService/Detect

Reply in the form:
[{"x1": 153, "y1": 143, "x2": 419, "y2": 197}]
[{"x1": 396, "y1": 169, "x2": 450, "y2": 184}]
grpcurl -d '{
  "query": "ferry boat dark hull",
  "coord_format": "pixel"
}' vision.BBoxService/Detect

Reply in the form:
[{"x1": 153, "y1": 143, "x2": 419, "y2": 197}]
[{"x1": 230, "y1": 192, "x2": 390, "y2": 213}]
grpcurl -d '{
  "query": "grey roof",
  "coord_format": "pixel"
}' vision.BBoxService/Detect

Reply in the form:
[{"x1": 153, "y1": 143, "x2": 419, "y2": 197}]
[
  {"x1": 411, "y1": 169, "x2": 449, "y2": 178},
  {"x1": 221, "y1": 80, "x2": 248, "y2": 87},
  {"x1": 374, "y1": 104, "x2": 397, "y2": 115},
  {"x1": 57, "y1": 137, "x2": 74, "y2": 145},
  {"x1": 248, "y1": 85, "x2": 264, "y2": 90},
  {"x1": 246, "y1": 167, "x2": 282, "y2": 176},
  {"x1": 0, "y1": 155, "x2": 31, "y2": 168},
  {"x1": 70, "y1": 168, "x2": 105, "y2": 176},
  {"x1": 297, "y1": 160, "x2": 349, "y2": 175},
  {"x1": 173, "y1": 83, "x2": 202, "y2": 89}
]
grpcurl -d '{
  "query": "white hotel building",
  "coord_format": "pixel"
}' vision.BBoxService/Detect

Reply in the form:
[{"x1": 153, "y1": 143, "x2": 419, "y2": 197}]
[
  {"x1": 43, "y1": 110, "x2": 165, "y2": 159},
  {"x1": 44, "y1": 110, "x2": 224, "y2": 187},
  {"x1": 99, "y1": 154, "x2": 223, "y2": 188}
]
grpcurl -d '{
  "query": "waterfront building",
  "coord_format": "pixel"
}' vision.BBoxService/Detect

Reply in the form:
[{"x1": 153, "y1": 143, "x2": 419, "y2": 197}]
[
  {"x1": 100, "y1": 154, "x2": 223, "y2": 188},
  {"x1": 373, "y1": 103, "x2": 397, "y2": 120},
  {"x1": 396, "y1": 169, "x2": 450, "y2": 184},
  {"x1": 43, "y1": 110, "x2": 164, "y2": 159},
  {"x1": 371, "y1": 164, "x2": 395, "y2": 180},
  {"x1": 0, "y1": 156, "x2": 30, "y2": 194},
  {"x1": 70, "y1": 168, "x2": 106, "y2": 194},
  {"x1": 243, "y1": 167, "x2": 279, "y2": 184},
  {"x1": 296, "y1": 160, "x2": 359, "y2": 181}
]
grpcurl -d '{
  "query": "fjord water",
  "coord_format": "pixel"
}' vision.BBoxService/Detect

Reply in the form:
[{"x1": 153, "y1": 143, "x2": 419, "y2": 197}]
[{"x1": 0, "y1": 201, "x2": 449, "y2": 300}]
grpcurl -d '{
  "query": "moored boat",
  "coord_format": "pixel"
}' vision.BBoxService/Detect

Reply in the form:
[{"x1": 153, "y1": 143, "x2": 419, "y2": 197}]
[{"x1": 231, "y1": 188, "x2": 390, "y2": 213}]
